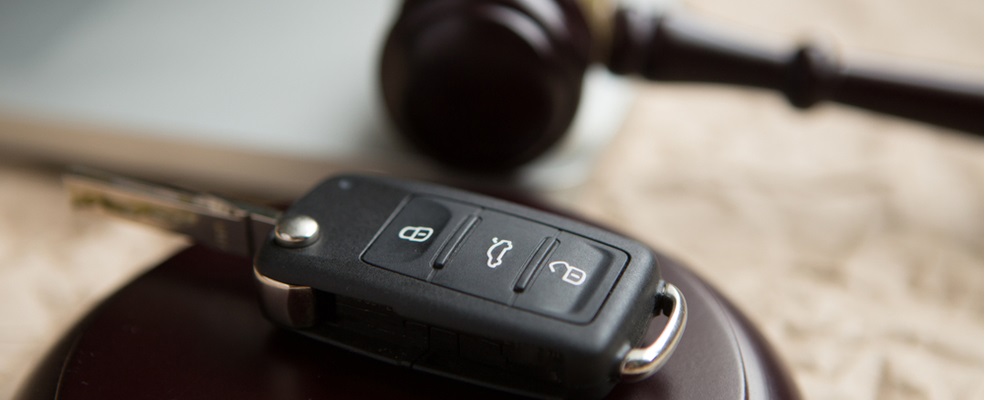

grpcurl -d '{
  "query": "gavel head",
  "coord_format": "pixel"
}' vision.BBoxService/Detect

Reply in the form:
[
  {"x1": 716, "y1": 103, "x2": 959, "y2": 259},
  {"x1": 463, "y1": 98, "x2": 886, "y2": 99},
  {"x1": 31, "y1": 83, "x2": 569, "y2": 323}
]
[{"x1": 380, "y1": 0, "x2": 594, "y2": 172}]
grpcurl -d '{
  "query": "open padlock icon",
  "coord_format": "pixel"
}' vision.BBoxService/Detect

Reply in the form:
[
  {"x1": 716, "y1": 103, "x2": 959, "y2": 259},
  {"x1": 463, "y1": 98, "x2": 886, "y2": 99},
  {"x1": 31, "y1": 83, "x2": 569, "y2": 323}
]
[{"x1": 548, "y1": 261, "x2": 587, "y2": 286}]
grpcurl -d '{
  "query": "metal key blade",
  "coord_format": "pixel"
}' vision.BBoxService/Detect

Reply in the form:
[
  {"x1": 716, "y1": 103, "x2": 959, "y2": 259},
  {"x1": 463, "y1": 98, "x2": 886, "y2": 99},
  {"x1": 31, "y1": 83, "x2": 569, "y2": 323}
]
[{"x1": 64, "y1": 166, "x2": 281, "y2": 258}]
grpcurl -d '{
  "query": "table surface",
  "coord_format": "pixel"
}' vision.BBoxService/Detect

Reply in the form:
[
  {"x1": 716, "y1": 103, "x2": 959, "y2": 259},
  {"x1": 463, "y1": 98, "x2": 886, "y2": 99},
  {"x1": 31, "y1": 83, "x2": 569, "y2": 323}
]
[{"x1": 0, "y1": 0, "x2": 981, "y2": 399}]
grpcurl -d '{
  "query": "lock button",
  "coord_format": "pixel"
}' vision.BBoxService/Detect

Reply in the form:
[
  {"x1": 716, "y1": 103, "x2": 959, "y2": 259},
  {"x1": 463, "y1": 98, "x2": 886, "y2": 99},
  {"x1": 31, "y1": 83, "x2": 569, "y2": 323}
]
[
  {"x1": 514, "y1": 232, "x2": 628, "y2": 324},
  {"x1": 363, "y1": 196, "x2": 478, "y2": 280}
]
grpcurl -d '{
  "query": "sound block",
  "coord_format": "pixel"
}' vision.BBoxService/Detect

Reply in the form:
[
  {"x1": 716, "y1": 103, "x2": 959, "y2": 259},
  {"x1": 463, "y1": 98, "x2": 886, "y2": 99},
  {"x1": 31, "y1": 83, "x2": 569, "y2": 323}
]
[{"x1": 16, "y1": 244, "x2": 799, "y2": 399}]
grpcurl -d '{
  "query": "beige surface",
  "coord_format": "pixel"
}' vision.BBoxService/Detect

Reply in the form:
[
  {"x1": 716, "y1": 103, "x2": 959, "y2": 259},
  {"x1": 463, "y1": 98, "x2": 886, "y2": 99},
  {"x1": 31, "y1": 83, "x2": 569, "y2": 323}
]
[
  {"x1": 0, "y1": 165, "x2": 188, "y2": 399},
  {"x1": 580, "y1": 89, "x2": 983, "y2": 399},
  {"x1": 0, "y1": 0, "x2": 982, "y2": 399},
  {"x1": 580, "y1": 1, "x2": 983, "y2": 397}
]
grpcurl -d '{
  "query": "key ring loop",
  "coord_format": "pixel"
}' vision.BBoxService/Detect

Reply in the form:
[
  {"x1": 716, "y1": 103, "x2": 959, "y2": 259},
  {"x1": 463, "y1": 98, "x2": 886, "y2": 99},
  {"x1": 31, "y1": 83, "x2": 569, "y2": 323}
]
[{"x1": 620, "y1": 282, "x2": 688, "y2": 381}]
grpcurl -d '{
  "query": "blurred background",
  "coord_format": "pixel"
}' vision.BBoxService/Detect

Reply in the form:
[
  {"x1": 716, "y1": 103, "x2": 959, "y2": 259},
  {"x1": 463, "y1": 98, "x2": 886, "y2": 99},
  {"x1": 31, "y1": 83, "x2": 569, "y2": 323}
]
[
  {"x1": 0, "y1": 1, "x2": 638, "y2": 193},
  {"x1": 0, "y1": 0, "x2": 981, "y2": 399}
]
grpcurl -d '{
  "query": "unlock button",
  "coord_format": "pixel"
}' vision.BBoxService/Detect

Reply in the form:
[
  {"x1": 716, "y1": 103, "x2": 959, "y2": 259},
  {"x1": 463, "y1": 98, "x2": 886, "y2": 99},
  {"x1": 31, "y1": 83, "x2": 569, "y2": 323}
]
[
  {"x1": 514, "y1": 232, "x2": 628, "y2": 324},
  {"x1": 547, "y1": 261, "x2": 587, "y2": 286}
]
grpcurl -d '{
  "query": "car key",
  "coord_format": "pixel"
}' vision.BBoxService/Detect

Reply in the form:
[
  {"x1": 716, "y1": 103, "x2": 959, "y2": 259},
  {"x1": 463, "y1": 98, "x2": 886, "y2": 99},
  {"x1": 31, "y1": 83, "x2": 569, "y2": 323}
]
[{"x1": 65, "y1": 168, "x2": 687, "y2": 399}]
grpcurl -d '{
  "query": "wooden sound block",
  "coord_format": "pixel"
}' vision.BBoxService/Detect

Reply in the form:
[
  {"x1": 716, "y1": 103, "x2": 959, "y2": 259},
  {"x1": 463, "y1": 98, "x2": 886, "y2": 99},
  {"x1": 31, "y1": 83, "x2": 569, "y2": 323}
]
[{"x1": 16, "y1": 244, "x2": 799, "y2": 399}]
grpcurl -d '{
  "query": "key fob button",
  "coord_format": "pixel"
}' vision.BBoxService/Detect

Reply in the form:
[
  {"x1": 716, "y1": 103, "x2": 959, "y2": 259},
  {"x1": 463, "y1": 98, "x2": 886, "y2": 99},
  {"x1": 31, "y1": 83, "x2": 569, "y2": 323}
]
[
  {"x1": 432, "y1": 211, "x2": 557, "y2": 304},
  {"x1": 363, "y1": 196, "x2": 477, "y2": 279},
  {"x1": 514, "y1": 232, "x2": 628, "y2": 323}
]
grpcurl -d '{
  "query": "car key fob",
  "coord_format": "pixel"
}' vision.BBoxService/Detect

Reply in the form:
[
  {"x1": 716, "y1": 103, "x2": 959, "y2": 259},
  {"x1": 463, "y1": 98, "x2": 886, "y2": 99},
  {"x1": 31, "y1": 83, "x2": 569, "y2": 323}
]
[
  {"x1": 66, "y1": 170, "x2": 686, "y2": 399},
  {"x1": 254, "y1": 175, "x2": 686, "y2": 399}
]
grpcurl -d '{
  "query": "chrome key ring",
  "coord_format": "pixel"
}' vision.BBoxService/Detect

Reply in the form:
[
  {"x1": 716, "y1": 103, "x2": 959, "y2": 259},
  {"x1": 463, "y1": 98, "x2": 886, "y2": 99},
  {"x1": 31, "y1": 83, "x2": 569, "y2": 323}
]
[{"x1": 620, "y1": 282, "x2": 688, "y2": 381}]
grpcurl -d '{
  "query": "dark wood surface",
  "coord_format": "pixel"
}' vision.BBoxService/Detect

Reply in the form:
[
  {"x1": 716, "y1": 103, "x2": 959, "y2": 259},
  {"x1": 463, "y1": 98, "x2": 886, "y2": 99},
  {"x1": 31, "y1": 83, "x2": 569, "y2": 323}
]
[{"x1": 16, "y1": 243, "x2": 799, "y2": 399}]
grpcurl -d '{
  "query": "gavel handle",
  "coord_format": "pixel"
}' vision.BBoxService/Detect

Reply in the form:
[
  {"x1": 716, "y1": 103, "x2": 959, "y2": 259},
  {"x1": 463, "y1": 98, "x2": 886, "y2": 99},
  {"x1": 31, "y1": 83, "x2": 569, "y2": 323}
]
[{"x1": 607, "y1": 9, "x2": 983, "y2": 135}]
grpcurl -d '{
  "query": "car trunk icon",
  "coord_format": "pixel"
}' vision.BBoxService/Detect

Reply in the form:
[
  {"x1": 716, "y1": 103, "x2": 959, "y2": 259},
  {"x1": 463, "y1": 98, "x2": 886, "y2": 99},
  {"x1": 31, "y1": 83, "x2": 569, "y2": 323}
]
[{"x1": 486, "y1": 238, "x2": 513, "y2": 268}]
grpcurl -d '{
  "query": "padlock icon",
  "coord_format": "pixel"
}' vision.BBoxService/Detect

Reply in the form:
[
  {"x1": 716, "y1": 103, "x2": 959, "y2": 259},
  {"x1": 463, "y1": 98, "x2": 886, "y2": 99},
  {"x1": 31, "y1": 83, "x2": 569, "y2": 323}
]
[
  {"x1": 398, "y1": 226, "x2": 434, "y2": 242},
  {"x1": 548, "y1": 261, "x2": 587, "y2": 286}
]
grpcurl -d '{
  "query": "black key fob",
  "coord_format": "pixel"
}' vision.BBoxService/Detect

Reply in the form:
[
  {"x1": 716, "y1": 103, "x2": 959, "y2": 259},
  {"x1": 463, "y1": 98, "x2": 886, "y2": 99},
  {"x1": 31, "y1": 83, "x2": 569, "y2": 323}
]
[{"x1": 253, "y1": 175, "x2": 686, "y2": 399}]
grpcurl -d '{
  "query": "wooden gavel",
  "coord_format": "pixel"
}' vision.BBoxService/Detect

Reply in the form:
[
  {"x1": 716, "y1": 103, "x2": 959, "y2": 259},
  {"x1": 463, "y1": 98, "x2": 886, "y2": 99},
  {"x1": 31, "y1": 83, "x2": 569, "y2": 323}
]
[{"x1": 379, "y1": 0, "x2": 982, "y2": 171}]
